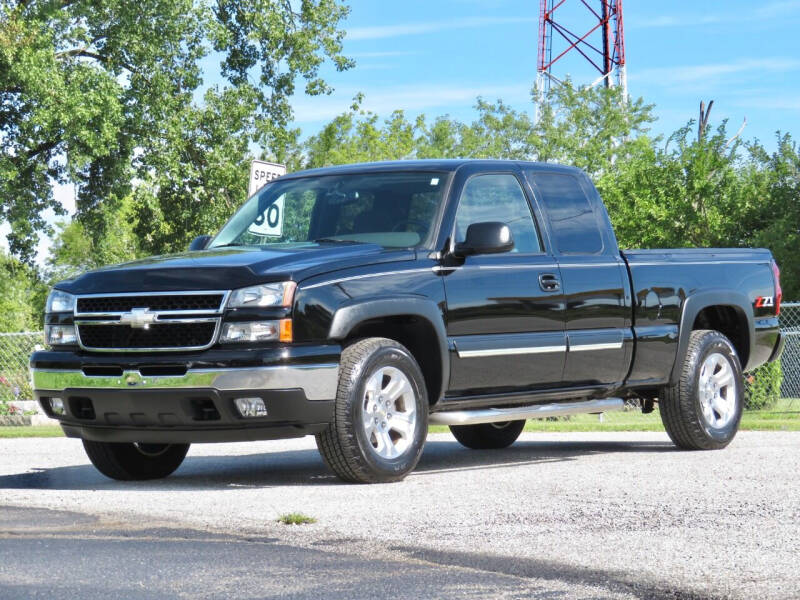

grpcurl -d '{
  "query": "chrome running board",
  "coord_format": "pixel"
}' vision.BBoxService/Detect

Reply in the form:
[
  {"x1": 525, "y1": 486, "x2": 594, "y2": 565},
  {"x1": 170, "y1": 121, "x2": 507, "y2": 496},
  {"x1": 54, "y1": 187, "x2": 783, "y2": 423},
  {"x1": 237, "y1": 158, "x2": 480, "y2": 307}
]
[{"x1": 429, "y1": 398, "x2": 624, "y2": 426}]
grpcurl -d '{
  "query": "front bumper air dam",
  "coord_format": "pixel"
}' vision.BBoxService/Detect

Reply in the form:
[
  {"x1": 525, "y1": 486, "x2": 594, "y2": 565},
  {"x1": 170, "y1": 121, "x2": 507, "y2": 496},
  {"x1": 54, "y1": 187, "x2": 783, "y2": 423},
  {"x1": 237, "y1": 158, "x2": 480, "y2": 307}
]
[{"x1": 32, "y1": 364, "x2": 339, "y2": 444}]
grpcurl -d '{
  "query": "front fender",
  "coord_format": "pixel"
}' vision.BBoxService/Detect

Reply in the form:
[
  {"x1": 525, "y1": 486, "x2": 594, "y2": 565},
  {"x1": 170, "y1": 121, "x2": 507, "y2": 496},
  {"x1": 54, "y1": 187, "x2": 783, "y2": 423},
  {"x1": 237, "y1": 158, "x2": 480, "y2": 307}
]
[{"x1": 328, "y1": 296, "x2": 450, "y2": 398}]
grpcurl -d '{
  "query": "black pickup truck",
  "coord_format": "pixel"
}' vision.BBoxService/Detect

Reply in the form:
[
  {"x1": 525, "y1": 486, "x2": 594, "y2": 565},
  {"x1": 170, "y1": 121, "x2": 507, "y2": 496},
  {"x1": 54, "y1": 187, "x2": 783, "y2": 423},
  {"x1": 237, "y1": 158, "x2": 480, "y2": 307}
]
[{"x1": 32, "y1": 160, "x2": 785, "y2": 483}]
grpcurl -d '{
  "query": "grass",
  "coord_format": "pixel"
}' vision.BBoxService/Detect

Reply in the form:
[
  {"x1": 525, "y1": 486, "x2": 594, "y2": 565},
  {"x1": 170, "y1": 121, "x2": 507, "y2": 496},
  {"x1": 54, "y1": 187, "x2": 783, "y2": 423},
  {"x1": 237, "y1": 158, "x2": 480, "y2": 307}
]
[
  {"x1": 0, "y1": 425, "x2": 65, "y2": 438},
  {"x1": 277, "y1": 512, "x2": 317, "y2": 525}
]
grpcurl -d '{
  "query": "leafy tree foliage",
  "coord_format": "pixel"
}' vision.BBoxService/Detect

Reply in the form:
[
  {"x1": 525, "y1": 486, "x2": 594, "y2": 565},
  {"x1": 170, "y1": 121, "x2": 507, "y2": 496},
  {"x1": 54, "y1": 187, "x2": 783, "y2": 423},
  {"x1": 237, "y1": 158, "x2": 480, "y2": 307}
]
[
  {"x1": 746, "y1": 134, "x2": 800, "y2": 299},
  {"x1": 47, "y1": 193, "x2": 141, "y2": 280},
  {"x1": 1, "y1": 0, "x2": 352, "y2": 262},
  {"x1": 0, "y1": 251, "x2": 43, "y2": 332},
  {"x1": 304, "y1": 84, "x2": 655, "y2": 176},
  {"x1": 599, "y1": 121, "x2": 753, "y2": 248}
]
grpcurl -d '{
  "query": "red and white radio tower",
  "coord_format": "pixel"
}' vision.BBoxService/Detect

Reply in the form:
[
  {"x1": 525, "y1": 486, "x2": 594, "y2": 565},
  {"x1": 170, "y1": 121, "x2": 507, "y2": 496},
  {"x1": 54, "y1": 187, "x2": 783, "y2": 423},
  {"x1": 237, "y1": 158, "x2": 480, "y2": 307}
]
[{"x1": 537, "y1": 1, "x2": 627, "y2": 96}]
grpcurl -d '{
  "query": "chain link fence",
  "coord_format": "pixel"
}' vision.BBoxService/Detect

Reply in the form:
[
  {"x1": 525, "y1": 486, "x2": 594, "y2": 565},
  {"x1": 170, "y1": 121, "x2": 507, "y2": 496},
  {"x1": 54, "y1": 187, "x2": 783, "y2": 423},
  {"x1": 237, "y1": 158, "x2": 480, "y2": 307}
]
[
  {"x1": 744, "y1": 302, "x2": 800, "y2": 411},
  {"x1": 1, "y1": 305, "x2": 799, "y2": 412},
  {"x1": 0, "y1": 332, "x2": 42, "y2": 406}
]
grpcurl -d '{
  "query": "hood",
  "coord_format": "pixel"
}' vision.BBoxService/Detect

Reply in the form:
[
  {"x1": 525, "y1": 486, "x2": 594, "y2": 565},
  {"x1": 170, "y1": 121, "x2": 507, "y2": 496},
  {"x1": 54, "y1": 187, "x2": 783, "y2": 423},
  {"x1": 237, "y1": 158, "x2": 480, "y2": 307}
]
[{"x1": 56, "y1": 243, "x2": 415, "y2": 294}]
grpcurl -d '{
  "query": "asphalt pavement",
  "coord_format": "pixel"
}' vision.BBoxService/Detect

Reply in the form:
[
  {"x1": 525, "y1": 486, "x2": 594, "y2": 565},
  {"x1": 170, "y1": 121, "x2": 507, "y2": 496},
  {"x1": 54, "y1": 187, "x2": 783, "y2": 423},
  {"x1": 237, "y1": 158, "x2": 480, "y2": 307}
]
[{"x1": 1, "y1": 431, "x2": 798, "y2": 599}]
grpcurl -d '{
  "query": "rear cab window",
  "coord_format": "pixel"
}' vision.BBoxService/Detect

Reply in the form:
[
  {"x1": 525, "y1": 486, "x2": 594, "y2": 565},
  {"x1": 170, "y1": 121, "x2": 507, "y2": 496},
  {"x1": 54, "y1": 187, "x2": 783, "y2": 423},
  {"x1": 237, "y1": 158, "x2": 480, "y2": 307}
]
[{"x1": 525, "y1": 171, "x2": 605, "y2": 255}]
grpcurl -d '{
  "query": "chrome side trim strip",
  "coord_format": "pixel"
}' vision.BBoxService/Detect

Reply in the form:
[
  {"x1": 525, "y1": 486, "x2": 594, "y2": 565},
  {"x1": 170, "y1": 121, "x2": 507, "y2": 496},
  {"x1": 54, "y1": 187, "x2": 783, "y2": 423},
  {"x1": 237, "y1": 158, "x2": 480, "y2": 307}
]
[
  {"x1": 31, "y1": 364, "x2": 339, "y2": 401},
  {"x1": 457, "y1": 345, "x2": 566, "y2": 358},
  {"x1": 569, "y1": 341, "x2": 624, "y2": 352},
  {"x1": 567, "y1": 329, "x2": 625, "y2": 353},
  {"x1": 429, "y1": 398, "x2": 625, "y2": 425}
]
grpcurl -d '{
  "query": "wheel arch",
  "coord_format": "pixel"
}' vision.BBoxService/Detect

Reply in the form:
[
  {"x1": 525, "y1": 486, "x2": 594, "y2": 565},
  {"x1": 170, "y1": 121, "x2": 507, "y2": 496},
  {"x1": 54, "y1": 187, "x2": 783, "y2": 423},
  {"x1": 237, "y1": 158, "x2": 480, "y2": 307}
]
[
  {"x1": 670, "y1": 290, "x2": 754, "y2": 384},
  {"x1": 328, "y1": 296, "x2": 449, "y2": 403}
]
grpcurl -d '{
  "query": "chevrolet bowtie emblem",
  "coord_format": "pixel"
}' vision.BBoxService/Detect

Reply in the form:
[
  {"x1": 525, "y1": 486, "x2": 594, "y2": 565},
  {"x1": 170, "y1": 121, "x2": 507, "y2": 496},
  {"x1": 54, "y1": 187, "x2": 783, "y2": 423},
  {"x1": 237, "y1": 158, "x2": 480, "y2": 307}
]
[
  {"x1": 119, "y1": 307, "x2": 158, "y2": 329},
  {"x1": 124, "y1": 372, "x2": 143, "y2": 386}
]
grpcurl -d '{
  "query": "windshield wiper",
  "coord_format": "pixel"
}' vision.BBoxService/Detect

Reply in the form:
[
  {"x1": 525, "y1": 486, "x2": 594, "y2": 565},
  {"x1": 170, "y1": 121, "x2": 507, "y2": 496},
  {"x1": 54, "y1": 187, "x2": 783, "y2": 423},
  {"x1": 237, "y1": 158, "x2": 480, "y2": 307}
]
[{"x1": 313, "y1": 238, "x2": 361, "y2": 244}]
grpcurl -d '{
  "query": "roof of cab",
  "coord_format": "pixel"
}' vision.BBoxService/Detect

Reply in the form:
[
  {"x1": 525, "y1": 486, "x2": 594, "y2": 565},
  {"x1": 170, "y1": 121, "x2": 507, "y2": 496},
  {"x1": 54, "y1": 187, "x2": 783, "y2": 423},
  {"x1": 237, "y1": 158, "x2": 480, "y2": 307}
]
[{"x1": 279, "y1": 159, "x2": 583, "y2": 180}]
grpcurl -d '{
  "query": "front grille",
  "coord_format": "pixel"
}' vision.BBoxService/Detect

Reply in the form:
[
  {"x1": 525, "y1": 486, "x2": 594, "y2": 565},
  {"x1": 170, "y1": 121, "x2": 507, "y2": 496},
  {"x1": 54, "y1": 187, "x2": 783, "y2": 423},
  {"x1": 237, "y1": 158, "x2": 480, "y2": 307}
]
[
  {"x1": 77, "y1": 294, "x2": 224, "y2": 314},
  {"x1": 78, "y1": 323, "x2": 217, "y2": 350}
]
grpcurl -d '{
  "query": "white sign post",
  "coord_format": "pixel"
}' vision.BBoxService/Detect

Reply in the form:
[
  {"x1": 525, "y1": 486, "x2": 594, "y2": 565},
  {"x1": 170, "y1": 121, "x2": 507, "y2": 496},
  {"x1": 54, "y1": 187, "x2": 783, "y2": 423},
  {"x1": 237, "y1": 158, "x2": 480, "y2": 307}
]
[
  {"x1": 248, "y1": 160, "x2": 287, "y2": 197},
  {"x1": 247, "y1": 160, "x2": 287, "y2": 238}
]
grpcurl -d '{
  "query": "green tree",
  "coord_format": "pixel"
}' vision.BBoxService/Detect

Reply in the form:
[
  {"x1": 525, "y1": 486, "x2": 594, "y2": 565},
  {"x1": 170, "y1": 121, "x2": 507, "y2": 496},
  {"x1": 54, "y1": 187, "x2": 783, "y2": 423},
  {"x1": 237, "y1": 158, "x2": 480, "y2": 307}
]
[
  {"x1": 48, "y1": 194, "x2": 142, "y2": 280},
  {"x1": 1, "y1": 0, "x2": 352, "y2": 262},
  {"x1": 599, "y1": 120, "x2": 758, "y2": 249},
  {"x1": 305, "y1": 83, "x2": 655, "y2": 176},
  {"x1": 0, "y1": 251, "x2": 43, "y2": 332},
  {"x1": 746, "y1": 134, "x2": 800, "y2": 299},
  {"x1": 305, "y1": 102, "x2": 420, "y2": 168}
]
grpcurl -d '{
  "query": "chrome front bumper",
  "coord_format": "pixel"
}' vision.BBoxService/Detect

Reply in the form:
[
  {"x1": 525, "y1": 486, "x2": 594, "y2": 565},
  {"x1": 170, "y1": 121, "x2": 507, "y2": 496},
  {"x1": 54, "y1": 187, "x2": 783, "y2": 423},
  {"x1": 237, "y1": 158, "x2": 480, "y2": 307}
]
[{"x1": 31, "y1": 364, "x2": 339, "y2": 401}]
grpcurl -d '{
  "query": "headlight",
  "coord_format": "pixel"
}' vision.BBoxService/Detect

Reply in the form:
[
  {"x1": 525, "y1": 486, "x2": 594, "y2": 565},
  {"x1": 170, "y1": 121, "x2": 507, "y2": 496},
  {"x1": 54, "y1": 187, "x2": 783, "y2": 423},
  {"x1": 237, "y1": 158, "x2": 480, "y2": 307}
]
[
  {"x1": 220, "y1": 320, "x2": 292, "y2": 343},
  {"x1": 45, "y1": 325, "x2": 77, "y2": 346},
  {"x1": 227, "y1": 282, "x2": 296, "y2": 308},
  {"x1": 46, "y1": 290, "x2": 76, "y2": 313}
]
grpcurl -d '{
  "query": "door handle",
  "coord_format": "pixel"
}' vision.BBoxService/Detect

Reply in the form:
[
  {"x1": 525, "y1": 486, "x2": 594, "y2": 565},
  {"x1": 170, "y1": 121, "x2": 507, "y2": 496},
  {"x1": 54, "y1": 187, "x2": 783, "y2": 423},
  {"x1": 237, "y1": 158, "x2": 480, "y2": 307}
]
[{"x1": 539, "y1": 273, "x2": 560, "y2": 292}]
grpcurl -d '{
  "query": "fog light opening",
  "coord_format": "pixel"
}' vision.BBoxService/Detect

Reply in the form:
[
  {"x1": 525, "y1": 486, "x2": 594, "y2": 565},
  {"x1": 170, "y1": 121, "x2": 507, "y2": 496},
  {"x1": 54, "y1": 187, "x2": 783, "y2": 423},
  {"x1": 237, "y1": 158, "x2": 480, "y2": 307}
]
[
  {"x1": 49, "y1": 397, "x2": 65, "y2": 416},
  {"x1": 234, "y1": 397, "x2": 267, "y2": 418}
]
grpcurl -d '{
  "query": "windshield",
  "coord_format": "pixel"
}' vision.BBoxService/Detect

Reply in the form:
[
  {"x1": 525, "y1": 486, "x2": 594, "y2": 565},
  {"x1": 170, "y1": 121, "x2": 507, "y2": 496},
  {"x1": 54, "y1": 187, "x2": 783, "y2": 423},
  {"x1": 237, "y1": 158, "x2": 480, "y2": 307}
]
[{"x1": 209, "y1": 171, "x2": 449, "y2": 249}]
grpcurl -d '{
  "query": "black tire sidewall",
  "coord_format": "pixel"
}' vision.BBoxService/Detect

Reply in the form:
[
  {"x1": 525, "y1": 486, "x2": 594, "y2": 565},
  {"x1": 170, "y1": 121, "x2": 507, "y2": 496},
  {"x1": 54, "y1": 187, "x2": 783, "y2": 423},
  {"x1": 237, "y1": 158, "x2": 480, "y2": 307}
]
[
  {"x1": 450, "y1": 420, "x2": 526, "y2": 449},
  {"x1": 348, "y1": 344, "x2": 428, "y2": 478},
  {"x1": 83, "y1": 440, "x2": 189, "y2": 480},
  {"x1": 688, "y1": 335, "x2": 744, "y2": 444}
]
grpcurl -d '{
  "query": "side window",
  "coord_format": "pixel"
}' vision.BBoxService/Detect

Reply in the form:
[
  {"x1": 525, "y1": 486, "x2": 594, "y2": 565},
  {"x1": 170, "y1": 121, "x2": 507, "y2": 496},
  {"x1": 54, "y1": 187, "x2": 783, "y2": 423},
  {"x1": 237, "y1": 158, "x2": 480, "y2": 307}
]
[
  {"x1": 532, "y1": 173, "x2": 604, "y2": 255},
  {"x1": 454, "y1": 174, "x2": 541, "y2": 253}
]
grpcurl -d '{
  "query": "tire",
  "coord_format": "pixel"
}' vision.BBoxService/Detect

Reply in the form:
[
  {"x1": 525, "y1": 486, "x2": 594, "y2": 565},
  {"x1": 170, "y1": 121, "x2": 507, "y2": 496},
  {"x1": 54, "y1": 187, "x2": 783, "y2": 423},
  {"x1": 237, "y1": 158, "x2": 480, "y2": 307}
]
[
  {"x1": 449, "y1": 420, "x2": 526, "y2": 450},
  {"x1": 315, "y1": 337, "x2": 428, "y2": 483},
  {"x1": 82, "y1": 441, "x2": 190, "y2": 481},
  {"x1": 659, "y1": 329, "x2": 744, "y2": 450}
]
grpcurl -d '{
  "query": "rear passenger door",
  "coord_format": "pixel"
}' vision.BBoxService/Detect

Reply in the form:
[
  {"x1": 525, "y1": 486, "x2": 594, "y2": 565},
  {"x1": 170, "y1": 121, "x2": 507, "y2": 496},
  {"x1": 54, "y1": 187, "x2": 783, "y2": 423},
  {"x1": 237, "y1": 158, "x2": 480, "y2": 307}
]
[{"x1": 524, "y1": 169, "x2": 632, "y2": 388}]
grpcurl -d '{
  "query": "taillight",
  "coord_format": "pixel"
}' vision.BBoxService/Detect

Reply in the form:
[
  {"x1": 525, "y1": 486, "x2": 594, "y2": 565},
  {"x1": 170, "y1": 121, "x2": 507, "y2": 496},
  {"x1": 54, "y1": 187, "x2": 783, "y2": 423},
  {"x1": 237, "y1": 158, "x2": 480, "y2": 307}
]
[{"x1": 771, "y1": 259, "x2": 782, "y2": 316}]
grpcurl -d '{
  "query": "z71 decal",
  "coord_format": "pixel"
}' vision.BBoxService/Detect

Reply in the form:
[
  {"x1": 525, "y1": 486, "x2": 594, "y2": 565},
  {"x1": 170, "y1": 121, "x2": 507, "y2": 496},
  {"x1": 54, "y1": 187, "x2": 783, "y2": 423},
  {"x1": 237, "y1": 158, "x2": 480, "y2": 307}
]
[{"x1": 755, "y1": 296, "x2": 775, "y2": 308}]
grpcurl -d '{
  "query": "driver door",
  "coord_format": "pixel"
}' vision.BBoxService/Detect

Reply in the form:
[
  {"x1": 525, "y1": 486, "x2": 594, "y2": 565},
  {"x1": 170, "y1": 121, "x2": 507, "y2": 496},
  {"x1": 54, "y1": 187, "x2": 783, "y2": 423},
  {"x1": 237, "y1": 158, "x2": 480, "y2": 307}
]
[{"x1": 441, "y1": 171, "x2": 567, "y2": 396}]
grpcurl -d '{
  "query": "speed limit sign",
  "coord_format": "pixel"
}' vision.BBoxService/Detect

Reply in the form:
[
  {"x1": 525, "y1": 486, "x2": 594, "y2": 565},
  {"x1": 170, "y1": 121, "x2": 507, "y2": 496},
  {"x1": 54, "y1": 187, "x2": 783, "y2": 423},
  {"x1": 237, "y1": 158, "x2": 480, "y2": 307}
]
[{"x1": 248, "y1": 160, "x2": 286, "y2": 197}]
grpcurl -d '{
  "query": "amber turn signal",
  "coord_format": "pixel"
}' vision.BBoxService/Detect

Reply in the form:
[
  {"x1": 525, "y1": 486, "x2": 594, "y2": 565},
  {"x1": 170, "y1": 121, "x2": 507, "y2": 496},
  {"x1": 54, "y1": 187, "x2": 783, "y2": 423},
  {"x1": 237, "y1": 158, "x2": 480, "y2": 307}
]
[{"x1": 279, "y1": 318, "x2": 293, "y2": 343}]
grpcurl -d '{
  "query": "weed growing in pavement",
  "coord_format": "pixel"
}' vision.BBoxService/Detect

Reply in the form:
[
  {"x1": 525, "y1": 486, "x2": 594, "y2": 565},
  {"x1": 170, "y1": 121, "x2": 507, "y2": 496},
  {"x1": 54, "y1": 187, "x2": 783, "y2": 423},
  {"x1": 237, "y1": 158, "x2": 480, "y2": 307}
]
[{"x1": 277, "y1": 513, "x2": 317, "y2": 525}]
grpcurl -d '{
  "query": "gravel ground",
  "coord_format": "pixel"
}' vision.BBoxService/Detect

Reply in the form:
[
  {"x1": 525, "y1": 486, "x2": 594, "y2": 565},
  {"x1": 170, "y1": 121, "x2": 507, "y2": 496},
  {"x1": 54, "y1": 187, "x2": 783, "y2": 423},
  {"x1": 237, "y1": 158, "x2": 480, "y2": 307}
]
[{"x1": 1, "y1": 431, "x2": 798, "y2": 599}]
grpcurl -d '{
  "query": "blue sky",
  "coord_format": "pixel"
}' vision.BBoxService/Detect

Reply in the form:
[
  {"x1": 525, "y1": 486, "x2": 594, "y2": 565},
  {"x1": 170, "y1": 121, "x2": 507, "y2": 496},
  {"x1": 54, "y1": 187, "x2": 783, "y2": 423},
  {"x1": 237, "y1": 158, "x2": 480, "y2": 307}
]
[
  {"x1": 7, "y1": 0, "x2": 800, "y2": 263},
  {"x1": 289, "y1": 0, "x2": 800, "y2": 146}
]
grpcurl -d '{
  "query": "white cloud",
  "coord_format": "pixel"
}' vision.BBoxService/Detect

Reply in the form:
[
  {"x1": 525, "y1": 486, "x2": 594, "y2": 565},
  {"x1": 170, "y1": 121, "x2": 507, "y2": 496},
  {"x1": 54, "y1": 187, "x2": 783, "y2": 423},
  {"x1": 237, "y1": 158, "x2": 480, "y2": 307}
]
[
  {"x1": 630, "y1": 1, "x2": 800, "y2": 29},
  {"x1": 630, "y1": 58, "x2": 800, "y2": 86},
  {"x1": 629, "y1": 14, "x2": 725, "y2": 28},
  {"x1": 733, "y1": 96, "x2": 800, "y2": 111},
  {"x1": 755, "y1": 0, "x2": 800, "y2": 18},
  {"x1": 347, "y1": 16, "x2": 536, "y2": 41}
]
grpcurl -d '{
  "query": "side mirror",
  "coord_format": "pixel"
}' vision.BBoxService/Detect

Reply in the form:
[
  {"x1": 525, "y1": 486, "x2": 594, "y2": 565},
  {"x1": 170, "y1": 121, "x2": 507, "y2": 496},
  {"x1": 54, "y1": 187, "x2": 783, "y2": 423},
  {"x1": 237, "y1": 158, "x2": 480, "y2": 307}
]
[
  {"x1": 188, "y1": 235, "x2": 212, "y2": 251},
  {"x1": 454, "y1": 222, "x2": 514, "y2": 256}
]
